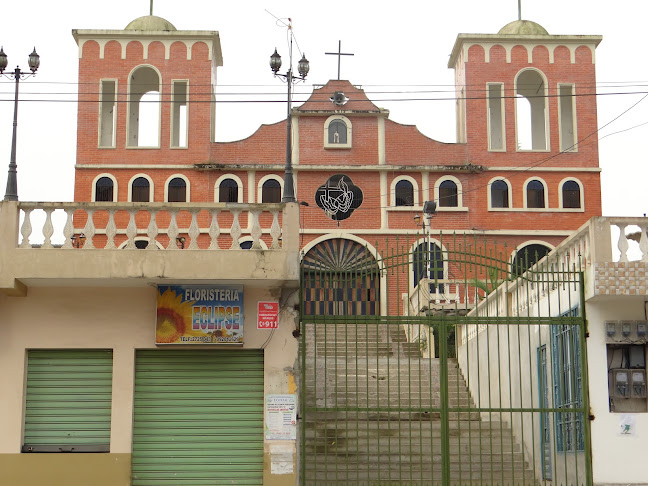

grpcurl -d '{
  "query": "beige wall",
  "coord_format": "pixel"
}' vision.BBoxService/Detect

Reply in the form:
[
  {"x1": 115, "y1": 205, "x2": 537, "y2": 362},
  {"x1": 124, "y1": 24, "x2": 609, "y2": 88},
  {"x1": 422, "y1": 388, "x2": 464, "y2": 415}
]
[
  {"x1": 587, "y1": 299, "x2": 648, "y2": 485},
  {"x1": 0, "y1": 285, "x2": 298, "y2": 485}
]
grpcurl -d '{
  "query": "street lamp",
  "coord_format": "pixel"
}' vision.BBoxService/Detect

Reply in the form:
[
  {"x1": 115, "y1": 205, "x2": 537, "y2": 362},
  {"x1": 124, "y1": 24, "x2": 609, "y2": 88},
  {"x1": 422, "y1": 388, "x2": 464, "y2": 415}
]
[
  {"x1": 0, "y1": 47, "x2": 40, "y2": 201},
  {"x1": 269, "y1": 24, "x2": 309, "y2": 203},
  {"x1": 414, "y1": 201, "x2": 437, "y2": 231}
]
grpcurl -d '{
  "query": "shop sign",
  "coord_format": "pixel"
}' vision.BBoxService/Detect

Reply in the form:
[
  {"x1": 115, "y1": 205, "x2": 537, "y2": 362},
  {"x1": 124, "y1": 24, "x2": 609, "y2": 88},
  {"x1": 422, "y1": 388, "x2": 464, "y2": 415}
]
[{"x1": 156, "y1": 285, "x2": 243, "y2": 345}]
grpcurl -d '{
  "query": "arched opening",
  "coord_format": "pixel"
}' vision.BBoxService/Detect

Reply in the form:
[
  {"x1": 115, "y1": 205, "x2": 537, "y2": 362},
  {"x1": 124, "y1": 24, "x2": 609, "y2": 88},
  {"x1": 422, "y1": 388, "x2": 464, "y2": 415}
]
[
  {"x1": 328, "y1": 119, "x2": 347, "y2": 144},
  {"x1": 128, "y1": 66, "x2": 161, "y2": 147},
  {"x1": 412, "y1": 241, "x2": 445, "y2": 293},
  {"x1": 438, "y1": 180, "x2": 458, "y2": 208},
  {"x1": 516, "y1": 70, "x2": 548, "y2": 150},
  {"x1": 512, "y1": 243, "x2": 551, "y2": 276},
  {"x1": 562, "y1": 180, "x2": 581, "y2": 208},
  {"x1": 219, "y1": 178, "x2": 238, "y2": 203},
  {"x1": 395, "y1": 180, "x2": 414, "y2": 206},
  {"x1": 95, "y1": 177, "x2": 114, "y2": 202},
  {"x1": 131, "y1": 177, "x2": 150, "y2": 202},
  {"x1": 167, "y1": 177, "x2": 187, "y2": 202},
  {"x1": 526, "y1": 179, "x2": 546, "y2": 208},
  {"x1": 302, "y1": 238, "x2": 379, "y2": 316},
  {"x1": 262, "y1": 179, "x2": 281, "y2": 203},
  {"x1": 491, "y1": 180, "x2": 509, "y2": 208}
]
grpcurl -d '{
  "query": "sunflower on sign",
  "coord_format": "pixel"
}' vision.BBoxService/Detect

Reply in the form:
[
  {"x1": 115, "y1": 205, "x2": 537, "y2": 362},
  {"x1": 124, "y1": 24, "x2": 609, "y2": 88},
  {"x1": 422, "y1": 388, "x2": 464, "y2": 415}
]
[{"x1": 156, "y1": 287, "x2": 201, "y2": 343}]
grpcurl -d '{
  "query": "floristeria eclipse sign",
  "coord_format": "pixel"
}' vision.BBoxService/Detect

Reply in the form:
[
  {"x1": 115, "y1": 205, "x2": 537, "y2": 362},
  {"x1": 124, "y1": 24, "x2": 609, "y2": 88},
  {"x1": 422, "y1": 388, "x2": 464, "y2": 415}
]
[{"x1": 156, "y1": 285, "x2": 244, "y2": 345}]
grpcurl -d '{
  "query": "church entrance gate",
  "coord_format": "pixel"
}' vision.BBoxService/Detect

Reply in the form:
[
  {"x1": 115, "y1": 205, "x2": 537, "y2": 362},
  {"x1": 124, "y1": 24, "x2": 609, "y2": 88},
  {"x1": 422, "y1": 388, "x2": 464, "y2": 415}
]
[{"x1": 299, "y1": 235, "x2": 591, "y2": 486}]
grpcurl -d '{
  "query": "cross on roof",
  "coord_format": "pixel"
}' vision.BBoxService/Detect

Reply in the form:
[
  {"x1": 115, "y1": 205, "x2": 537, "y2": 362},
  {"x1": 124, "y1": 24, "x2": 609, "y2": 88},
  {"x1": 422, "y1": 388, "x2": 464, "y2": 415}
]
[{"x1": 325, "y1": 41, "x2": 354, "y2": 80}]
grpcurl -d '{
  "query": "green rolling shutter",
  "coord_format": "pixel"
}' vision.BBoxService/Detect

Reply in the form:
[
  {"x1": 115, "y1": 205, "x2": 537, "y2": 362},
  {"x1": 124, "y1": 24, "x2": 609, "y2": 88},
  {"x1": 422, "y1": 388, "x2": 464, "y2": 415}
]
[
  {"x1": 23, "y1": 349, "x2": 113, "y2": 453},
  {"x1": 132, "y1": 350, "x2": 264, "y2": 485}
]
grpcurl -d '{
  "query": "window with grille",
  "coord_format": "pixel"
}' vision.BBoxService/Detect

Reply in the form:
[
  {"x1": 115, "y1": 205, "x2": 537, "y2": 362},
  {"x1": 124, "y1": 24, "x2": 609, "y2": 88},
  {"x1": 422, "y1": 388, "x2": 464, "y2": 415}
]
[
  {"x1": 491, "y1": 180, "x2": 509, "y2": 208},
  {"x1": 394, "y1": 180, "x2": 414, "y2": 206},
  {"x1": 439, "y1": 180, "x2": 458, "y2": 207},
  {"x1": 219, "y1": 178, "x2": 238, "y2": 203},
  {"x1": 526, "y1": 179, "x2": 545, "y2": 208},
  {"x1": 167, "y1": 177, "x2": 187, "y2": 202},
  {"x1": 95, "y1": 177, "x2": 114, "y2": 202},
  {"x1": 562, "y1": 180, "x2": 581, "y2": 209},
  {"x1": 262, "y1": 179, "x2": 281, "y2": 203},
  {"x1": 131, "y1": 177, "x2": 150, "y2": 202}
]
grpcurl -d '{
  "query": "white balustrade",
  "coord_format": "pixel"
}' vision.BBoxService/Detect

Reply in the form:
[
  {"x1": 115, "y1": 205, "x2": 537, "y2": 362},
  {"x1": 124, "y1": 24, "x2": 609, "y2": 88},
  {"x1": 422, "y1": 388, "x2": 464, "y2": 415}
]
[
  {"x1": 16, "y1": 202, "x2": 286, "y2": 251},
  {"x1": 461, "y1": 216, "x2": 648, "y2": 344}
]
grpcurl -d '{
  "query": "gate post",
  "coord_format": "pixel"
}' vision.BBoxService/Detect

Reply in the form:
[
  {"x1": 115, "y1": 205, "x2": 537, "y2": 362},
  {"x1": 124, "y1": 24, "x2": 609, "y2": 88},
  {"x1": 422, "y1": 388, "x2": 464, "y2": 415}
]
[{"x1": 438, "y1": 318, "x2": 450, "y2": 485}]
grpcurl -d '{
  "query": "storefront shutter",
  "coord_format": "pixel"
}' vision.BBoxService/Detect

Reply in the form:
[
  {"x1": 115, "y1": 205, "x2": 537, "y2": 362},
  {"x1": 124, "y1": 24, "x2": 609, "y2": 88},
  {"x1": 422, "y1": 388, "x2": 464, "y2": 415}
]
[
  {"x1": 23, "y1": 349, "x2": 113, "y2": 452},
  {"x1": 132, "y1": 349, "x2": 264, "y2": 485}
]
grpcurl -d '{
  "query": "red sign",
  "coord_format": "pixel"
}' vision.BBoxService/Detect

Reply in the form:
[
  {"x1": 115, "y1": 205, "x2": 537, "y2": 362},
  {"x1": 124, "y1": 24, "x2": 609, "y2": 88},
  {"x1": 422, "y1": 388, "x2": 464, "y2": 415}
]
[{"x1": 257, "y1": 301, "x2": 279, "y2": 329}]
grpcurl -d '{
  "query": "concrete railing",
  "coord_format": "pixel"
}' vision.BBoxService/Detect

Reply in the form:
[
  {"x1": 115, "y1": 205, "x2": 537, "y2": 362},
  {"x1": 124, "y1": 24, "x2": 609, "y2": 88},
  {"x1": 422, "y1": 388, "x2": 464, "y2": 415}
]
[
  {"x1": 407, "y1": 278, "x2": 479, "y2": 316},
  {"x1": 0, "y1": 201, "x2": 301, "y2": 295},
  {"x1": 14, "y1": 201, "x2": 291, "y2": 251},
  {"x1": 460, "y1": 216, "x2": 648, "y2": 344}
]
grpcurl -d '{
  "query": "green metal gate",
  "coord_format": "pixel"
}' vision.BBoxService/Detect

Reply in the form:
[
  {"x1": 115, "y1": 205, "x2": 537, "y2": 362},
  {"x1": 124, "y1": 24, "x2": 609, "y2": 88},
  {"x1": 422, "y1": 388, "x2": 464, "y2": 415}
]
[{"x1": 300, "y1": 235, "x2": 591, "y2": 486}]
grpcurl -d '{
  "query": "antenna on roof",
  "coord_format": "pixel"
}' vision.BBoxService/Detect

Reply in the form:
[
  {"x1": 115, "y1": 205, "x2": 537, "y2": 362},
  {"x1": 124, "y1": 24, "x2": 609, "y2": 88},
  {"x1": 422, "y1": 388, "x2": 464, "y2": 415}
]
[
  {"x1": 150, "y1": 0, "x2": 154, "y2": 16},
  {"x1": 518, "y1": 0, "x2": 522, "y2": 20}
]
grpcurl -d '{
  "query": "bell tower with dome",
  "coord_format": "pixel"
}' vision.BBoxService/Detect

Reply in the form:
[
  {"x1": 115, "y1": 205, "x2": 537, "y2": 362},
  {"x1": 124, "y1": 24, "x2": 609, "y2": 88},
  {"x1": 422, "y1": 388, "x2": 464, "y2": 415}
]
[
  {"x1": 72, "y1": 15, "x2": 222, "y2": 202},
  {"x1": 449, "y1": 20, "x2": 602, "y2": 166}
]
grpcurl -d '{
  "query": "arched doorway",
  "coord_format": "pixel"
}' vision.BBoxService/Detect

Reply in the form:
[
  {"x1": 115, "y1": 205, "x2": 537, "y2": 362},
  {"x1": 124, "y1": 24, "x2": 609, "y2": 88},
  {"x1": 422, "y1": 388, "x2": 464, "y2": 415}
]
[
  {"x1": 302, "y1": 238, "x2": 380, "y2": 316},
  {"x1": 512, "y1": 243, "x2": 552, "y2": 276}
]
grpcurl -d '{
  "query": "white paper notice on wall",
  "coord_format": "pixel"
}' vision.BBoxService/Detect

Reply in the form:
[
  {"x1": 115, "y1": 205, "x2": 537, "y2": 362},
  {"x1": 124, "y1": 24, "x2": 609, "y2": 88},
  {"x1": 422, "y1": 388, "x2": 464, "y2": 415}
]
[
  {"x1": 265, "y1": 394, "x2": 297, "y2": 440},
  {"x1": 619, "y1": 414, "x2": 636, "y2": 436},
  {"x1": 270, "y1": 444, "x2": 294, "y2": 474}
]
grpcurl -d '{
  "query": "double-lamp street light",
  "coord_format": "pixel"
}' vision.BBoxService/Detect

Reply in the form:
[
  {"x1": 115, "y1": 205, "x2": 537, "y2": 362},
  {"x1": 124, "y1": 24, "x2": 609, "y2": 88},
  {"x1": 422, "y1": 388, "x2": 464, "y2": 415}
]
[
  {"x1": 0, "y1": 47, "x2": 40, "y2": 201},
  {"x1": 269, "y1": 28, "x2": 309, "y2": 204}
]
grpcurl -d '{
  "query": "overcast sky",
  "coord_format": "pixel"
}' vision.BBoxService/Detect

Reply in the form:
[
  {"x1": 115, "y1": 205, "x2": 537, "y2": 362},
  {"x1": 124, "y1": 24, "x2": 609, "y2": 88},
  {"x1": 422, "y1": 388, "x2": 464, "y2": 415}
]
[{"x1": 1, "y1": 0, "x2": 647, "y2": 217}]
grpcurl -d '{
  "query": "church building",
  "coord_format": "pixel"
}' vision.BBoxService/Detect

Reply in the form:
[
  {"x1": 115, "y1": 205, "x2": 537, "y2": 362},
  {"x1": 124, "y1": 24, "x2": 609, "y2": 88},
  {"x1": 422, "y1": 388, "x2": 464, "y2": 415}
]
[
  {"x1": 73, "y1": 15, "x2": 602, "y2": 315},
  {"x1": 0, "y1": 10, "x2": 612, "y2": 486}
]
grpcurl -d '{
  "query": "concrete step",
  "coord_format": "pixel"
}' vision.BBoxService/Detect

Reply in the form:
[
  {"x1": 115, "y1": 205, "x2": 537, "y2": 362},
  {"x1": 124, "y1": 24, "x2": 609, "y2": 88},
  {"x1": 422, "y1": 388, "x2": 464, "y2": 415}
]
[{"x1": 304, "y1": 438, "x2": 524, "y2": 454}]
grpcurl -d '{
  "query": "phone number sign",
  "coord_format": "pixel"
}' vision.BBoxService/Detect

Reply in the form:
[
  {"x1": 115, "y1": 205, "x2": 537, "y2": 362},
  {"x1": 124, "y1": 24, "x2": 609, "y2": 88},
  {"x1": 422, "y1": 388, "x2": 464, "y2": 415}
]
[{"x1": 257, "y1": 301, "x2": 279, "y2": 329}]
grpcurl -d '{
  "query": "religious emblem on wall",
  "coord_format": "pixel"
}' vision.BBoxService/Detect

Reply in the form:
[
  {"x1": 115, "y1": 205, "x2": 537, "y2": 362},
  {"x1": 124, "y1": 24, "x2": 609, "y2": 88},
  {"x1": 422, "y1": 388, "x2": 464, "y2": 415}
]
[{"x1": 316, "y1": 174, "x2": 363, "y2": 221}]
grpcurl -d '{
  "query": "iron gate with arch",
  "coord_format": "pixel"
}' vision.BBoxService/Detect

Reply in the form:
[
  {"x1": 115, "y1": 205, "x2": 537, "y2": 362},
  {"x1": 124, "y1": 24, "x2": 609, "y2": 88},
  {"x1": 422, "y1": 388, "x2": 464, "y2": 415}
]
[{"x1": 299, "y1": 235, "x2": 591, "y2": 486}]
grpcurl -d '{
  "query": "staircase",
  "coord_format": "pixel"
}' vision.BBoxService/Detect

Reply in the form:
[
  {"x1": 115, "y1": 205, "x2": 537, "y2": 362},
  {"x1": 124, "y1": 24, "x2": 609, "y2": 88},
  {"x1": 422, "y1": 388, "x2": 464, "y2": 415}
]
[{"x1": 302, "y1": 321, "x2": 537, "y2": 485}]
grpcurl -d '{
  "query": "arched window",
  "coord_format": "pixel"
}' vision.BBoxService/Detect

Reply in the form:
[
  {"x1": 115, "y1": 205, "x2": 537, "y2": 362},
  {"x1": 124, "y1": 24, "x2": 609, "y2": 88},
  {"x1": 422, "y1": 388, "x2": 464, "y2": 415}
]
[
  {"x1": 328, "y1": 119, "x2": 347, "y2": 144},
  {"x1": 395, "y1": 180, "x2": 414, "y2": 206},
  {"x1": 526, "y1": 179, "x2": 546, "y2": 208},
  {"x1": 262, "y1": 179, "x2": 281, "y2": 203},
  {"x1": 516, "y1": 69, "x2": 548, "y2": 151},
  {"x1": 512, "y1": 243, "x2": 551, "y2": 276},
  {"x1": 491, "y1": 180, "x2": 509, "y2": 208},
  {"x1": 438, "y1": 180, "x2": 458, "y2": 208},
  {"x1": 131, "y1": 177, "x2": 150, "y2": 202},
  {"x1": 324, "y1": 115, "x2": 352, "y2": 148},
  {"x1": 127, "y1": 66, "x2": 161, "y2": 147},
  {"x1": 562, "y1": 180, "x2": 581, "y2": 209},
  {"x1": 219, "y1": 178, "x2": 238, "y2": 203},
  {"x1": 167, "y1": 177, "x2": 187, "y2": 202},
  {"x1": 95, "y1": 177, "x2": 114, "y2": 202}
]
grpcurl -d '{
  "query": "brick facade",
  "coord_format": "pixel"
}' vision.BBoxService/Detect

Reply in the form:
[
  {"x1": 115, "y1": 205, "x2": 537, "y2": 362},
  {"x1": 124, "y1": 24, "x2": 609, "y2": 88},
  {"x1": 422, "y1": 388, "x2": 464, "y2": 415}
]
[{"x1": 72, "y1": 18, "x2": 603, "y2": 276}]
